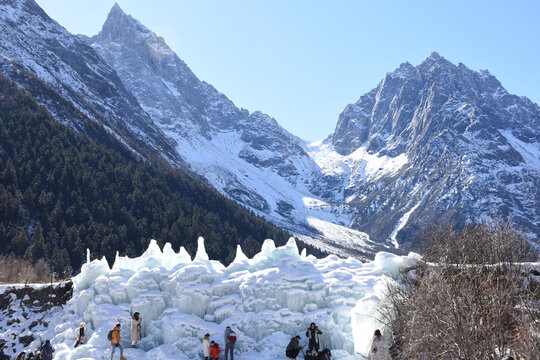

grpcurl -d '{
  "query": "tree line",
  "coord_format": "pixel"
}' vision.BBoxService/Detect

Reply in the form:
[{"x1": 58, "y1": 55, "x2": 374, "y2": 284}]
[{"x1": 0, "y1": 75, "x2": 323, "y2": 279}]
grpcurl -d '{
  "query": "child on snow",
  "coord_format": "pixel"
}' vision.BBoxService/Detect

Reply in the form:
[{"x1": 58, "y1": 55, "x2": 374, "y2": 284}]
[{"x1": 210, "y1": 341, "x2": 221, "y2": 359}]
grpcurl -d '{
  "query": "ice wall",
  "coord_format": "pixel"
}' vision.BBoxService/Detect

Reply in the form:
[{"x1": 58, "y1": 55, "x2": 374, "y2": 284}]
[{"x1": 43, "y1": 238, "x2": 420, "y2": 360}]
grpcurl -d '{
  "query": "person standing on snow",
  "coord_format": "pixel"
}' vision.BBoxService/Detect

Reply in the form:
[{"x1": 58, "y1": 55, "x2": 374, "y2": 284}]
[
  {"x1": 131, "y1": 312, "x2": 142, "y2": 348},
  {"x1": 285, "y1": 335, "x2": 304, "y2": 359},
  {"x1": 203, "y1": 333, "x2": 211, "y2": 360},
  {"x1": 305, "y1": 322, "x2": 323, "y2": 353},
  {"x1": 224, "y1": 326, "x2": 237, "y2": 360},
  {"x1": 368, "y1": 329, "x2": 388, "y2": 360},
  {"x1": 110, "y1": 323, "x2": 124, "y2": 360},
  {"x1": 74, "y1": 322, "x2": 87, "y2": 348},
  {"x1": 40, "y1": 340, "x2": 54, "y2": 360}
]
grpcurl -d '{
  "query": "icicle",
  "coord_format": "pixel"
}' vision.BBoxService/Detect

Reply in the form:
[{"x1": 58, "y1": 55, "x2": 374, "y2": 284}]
[{"x1": 194, "y1": 237, "x2": 209, "y2": 261}]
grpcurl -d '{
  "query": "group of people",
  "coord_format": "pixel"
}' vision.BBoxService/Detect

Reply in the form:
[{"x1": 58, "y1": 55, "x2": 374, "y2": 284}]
[
  {"x1": 367, "y1": 329, "x2": 401, "y2": 360},
  {"x1": 286, "y1": 322, "x2": 332, "y2": 360},
  {"x1": 15, "y1": 318, "x2": 402, "y2": 360},
  {"x1": 202, "y1": 326, "x2": 238, "y2": 360},
  {"x1": 14, "y1": 340, "x2": 54, "y2": 360},
  {"x1": 108, "y1": 312, "x2": 143, "y2": 359}
]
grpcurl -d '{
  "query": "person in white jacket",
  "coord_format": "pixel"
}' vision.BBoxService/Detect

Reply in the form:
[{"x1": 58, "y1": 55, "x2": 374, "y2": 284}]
[
  {"x1": 368, "y1": 329, "x2": 388, "y2": 360},
  {"x1": 131, "y1": 312, "x2": 142, "y2": 348},
  {"x1": 203, "y1": 333, "x2": 211, "y2": 360},
  {"x1": 74, "y1": 322, "x2": 86, "y2": 348}
]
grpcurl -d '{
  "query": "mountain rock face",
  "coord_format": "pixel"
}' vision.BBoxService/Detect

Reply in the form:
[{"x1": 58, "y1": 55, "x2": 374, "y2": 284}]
[
  {"x1": 86, "y1": 4, "x2": 384, "y2": 257},
  {"x1": 87, "y1": 6, "x2": 539, "y2": 250},
  {"x1": 2, "y1": 1, "x2": 538, "y2": 255},
  {"x1": 0, "y1": 0, "x2": 180, "y2": 165},
  {"x1": 330, "y1": 52, "x2": 540, "y2": 245}
]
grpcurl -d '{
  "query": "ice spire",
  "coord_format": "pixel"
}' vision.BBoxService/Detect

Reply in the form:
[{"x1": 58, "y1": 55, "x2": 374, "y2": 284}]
[
  {"x1": 194, "y1": 237, "x2": 209, "y2": 261},
  {"x1": 233, "y1": 244, "x2": 249, "y2": 263}
]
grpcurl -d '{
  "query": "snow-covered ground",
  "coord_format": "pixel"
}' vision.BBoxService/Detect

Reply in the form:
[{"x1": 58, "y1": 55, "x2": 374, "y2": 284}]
[{"x1": 2, "y1": 239, "x2": 420, "y2": 360}]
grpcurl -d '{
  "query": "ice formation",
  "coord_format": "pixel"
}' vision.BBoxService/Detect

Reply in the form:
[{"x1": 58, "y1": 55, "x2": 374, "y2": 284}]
[{"x1": 34, "y1": 238, "x2": 420, "y2": 359}]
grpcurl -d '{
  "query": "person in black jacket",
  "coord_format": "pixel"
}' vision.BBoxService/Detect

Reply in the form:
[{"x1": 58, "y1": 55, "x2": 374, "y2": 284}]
[
  {"x1": 318, "y1": 348, "x2": 332, "y2": 360},
  {"x1": 389, "y1": 332, "x2": 401, "y2": 359},
  {"x1": 305, "y1": 323, "x2": 323, "y2": 353},
  {"x1": 286, "y1": 335, "x2": 304, "y2": 359},
  {"x1": 40, "y1": 340, "x2": 54, "y2": 360}
]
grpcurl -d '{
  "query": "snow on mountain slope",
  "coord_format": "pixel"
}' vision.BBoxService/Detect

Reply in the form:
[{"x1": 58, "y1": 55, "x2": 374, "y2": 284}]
[
  {"x1": 4, "y1": 0, "x2": 537, "y2": 253},
  {"x1": 86, "y1": 4, "x2": 385, "y2": 257},
  {"x1": 88, "y1": 5, "x2": 539, "y2": 250},
  {"x1": 1, "y1": 239, "x2": 420, "y2": 359},
  {"x1": 331, "y1": 53, "x2": 540, "y2": 245},
  {"x1": 0, "y1": 0, "x2": 181, "y2": 166}
]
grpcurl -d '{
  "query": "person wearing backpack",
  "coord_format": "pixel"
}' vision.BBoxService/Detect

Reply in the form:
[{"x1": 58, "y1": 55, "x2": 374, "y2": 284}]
[
  {"x1": 109, "y1": 323, "x2": 124, "y2": 360},
  {"x1": 40, "y1": 340, "x2": 54, "y2": 360},
  {"x1": 285, "y1": 335, "x2": 304, "y2": 359},
  {"x1": 210, "y1": 341, "x2": 221, "y2": 359},
  {"x1": 305, "y1": 322, "x2": 323, "y2": 353},
  {"x1": 131, "y1": 312, "x2": 142, "y2": 348},
  {"x1": 202, "y1": 333, "x2": 211, "y2": 360},
  {"x1": 74, "y1": 322, "x2": 87, "y2": 348},
  {"x1": 223, "y1": 326, "x2": 237, "y2": 360}
]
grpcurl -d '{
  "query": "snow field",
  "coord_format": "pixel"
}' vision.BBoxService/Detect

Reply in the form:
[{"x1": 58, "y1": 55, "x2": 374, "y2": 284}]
[{"x1": 44, "y1": 238, "x2": 420, "y2": 359}]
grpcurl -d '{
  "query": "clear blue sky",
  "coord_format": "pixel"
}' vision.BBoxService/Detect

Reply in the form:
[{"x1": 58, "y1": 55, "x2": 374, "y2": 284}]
[{"x1": 36, "y1": 0, "x2": 540, "y2": 142}]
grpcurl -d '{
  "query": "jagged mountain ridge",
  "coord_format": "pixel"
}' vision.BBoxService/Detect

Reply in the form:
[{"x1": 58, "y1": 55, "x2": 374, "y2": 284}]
[
  {"x1": 88, "y1": 5, "x2": 539, "y2": 248},
  {"x1": 1, "y1": 0, "x2": 537, "y2": 254},
  {"x1": 0, "y1": 0, "x2": 182, "y2": 167},
  {"x1": 86, "y1": 4, "x2": 384, "y2": 257},
  {"x1": 328, "y1": 52, "x2": 539, "y2": 244}
]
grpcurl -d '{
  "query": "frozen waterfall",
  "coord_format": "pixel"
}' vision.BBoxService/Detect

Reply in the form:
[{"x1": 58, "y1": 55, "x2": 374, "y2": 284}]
[{"x1": 47, "y1": 238, "x2": 420, "y2": 359}]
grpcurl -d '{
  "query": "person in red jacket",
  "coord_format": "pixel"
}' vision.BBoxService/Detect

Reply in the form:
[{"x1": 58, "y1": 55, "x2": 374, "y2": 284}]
[{"x1": 210, "y1": 341, "x2": 221, "y2": 359}]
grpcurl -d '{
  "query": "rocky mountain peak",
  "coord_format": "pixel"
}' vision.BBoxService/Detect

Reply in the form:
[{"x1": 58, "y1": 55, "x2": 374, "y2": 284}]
[
  {"x1": 418, "y1": 51, "x2": 459, "y2": 75},
  {"x1": 96, "y1": 3, "x2": 150, "y2": 44}
]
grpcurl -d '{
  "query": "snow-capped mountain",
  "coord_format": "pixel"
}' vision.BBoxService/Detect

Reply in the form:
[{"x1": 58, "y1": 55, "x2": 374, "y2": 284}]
[
  {"x1": 0, "y1": 0, "x2": 181, "y2": 166},
  {"x1": 328, "y1": 52, "x2": 539, "y2": 245},
  {"x1": 1, "y1": 0, "x2": 537, "y2": 254},
  {"x1": 86, "y1": 4, "x2": 385, "y2": 257},
  {"x1": 88, "y1": 5, "x2": 538, "y2": 249}
]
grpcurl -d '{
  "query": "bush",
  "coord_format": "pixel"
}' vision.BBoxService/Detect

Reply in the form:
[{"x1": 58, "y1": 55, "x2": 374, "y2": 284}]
[
  {"x1": 0, "y1": 255, "x2": 51, "y2": 283},
  {"x1": 379, "y1": 221, "x2": 540, "y2": 359}
]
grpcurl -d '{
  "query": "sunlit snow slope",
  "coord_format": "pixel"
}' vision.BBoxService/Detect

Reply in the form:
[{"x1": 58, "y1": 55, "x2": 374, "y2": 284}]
[{"x1": 21, "y1": 239, "x2": 419, "y2": 360}]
